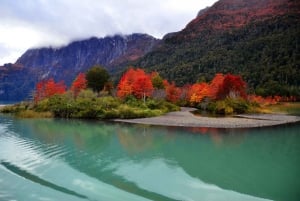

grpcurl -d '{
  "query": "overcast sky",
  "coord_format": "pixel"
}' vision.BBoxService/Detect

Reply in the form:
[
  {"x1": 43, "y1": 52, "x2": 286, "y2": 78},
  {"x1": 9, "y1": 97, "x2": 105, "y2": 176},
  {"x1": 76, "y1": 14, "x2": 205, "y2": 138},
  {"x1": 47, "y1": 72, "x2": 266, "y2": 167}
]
[{"x1": 0, "y1": 0, "x2": 218, "y2": 65}]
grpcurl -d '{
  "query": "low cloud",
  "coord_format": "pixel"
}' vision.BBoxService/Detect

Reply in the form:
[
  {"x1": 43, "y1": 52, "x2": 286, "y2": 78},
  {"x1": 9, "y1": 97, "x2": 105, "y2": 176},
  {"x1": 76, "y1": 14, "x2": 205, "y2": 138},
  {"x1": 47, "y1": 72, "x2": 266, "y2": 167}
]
[{"x1": 0, "y1": 0, "x2": 217, "y2": 64}]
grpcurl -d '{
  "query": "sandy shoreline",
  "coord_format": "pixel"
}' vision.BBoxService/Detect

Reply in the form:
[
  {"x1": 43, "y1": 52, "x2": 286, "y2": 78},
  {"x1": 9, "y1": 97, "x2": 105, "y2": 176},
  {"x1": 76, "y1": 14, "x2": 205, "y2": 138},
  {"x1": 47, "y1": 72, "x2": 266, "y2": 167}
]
[{"x1": 114, "y1": 107, "x2": 300, "y2": 128}]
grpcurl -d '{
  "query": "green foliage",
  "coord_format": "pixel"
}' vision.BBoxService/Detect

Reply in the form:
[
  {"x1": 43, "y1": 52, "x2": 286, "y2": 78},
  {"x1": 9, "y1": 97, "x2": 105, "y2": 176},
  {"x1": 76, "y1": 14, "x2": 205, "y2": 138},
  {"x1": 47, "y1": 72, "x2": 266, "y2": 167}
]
[
  {"x1": 146, "y1": 99, "x2": 180, "y2": 113},
  {"x1": 47, "y1": 94, "x2": 77, "y2": 118},
  {"x1": 225, "y1": 98, "x2": 251, "y2": 114},
  {"x1": 86, "y1": 65, "x2": 110, "y2": 92},
  {"x1": 16, "y1": 110, "x2": 53, "y2": 118},
  {"x1": 7, "y1": 89, "x2": 179, "y2": 119},
  {"x1": 0, "y1": 102, "x2": 53, "y2": 118},
  {"x1": 266, "y1": 103, "x2": 300, "y2": 116},
  {"x1": 151, "y1": 73, "x2": 165, "y2": 89},
  {"x1": 0, "y1": 102, "x2": 31, "y2": 114},
  {"x1": 207, "y1": 98, "x2": 251, "y2": 115},
  {"x1": 35, "y1": 99, "x2": 50, "y2": 112}
]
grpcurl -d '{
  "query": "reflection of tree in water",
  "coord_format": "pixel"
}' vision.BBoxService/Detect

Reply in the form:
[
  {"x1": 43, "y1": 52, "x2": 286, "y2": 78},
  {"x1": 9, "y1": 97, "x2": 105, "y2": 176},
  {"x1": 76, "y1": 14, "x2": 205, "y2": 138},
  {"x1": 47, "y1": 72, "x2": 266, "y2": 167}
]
[
  {"x1": 186, "y1": 127, "x2": 247, "y2": 146},
  {"x1": 28, "y1": 119, "x2": 113, "y2": 151},
  {"x1": 22, "y1": 119, "x2": 170, "y2": 200},
  {"x1": 116, "y1": 123, "x2": 179, "y2": 154},
  {"x1": 117, "y1": 124, "x2": 154, "y2": 154},
  {"x1": 13, "y1": 117, "x2": 300, "y2": 201}
]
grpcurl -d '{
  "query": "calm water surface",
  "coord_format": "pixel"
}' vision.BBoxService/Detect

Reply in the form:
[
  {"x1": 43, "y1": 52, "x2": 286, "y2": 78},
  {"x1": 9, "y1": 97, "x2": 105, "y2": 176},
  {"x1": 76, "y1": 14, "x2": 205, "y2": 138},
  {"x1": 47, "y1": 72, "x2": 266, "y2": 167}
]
[{"x1": 0, "y1": 115, "x2": 299, "y2": 201}]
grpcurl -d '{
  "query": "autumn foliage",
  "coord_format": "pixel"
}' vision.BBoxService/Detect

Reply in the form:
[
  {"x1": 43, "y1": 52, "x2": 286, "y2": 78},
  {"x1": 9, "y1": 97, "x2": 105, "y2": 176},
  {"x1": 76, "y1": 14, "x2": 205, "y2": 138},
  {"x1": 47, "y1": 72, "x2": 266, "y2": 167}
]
[
  {"x1": 117, "y1": 68, "x2": 154, "y2": 99},
  {"x1": 71, "y1": 73, "x2": 87, "y2": 98},
  {"x1": 188, "y1": 83, "x2": 209, "y2": 104},
  {"x1": 185, "y1": 73, "x2": 247, "y2": 104},
  {"x1": 164, "y1": 81, "x2": 182, "y2": 103},
  {"x1": 34, "y1": 78, "x2": 66, "y2": 103},
  {"x1": 33, "y1": 67, "x2": 295, "y2": 114},
  {"x1": 219, "y1": 74, "x2": 247, "y2": 99},
  {"x1": 247, "y1": 95, "x2": 296, "y2": 106},
  {"x1": 208, "y1": 73, "x2": 225, "y2": 100}
]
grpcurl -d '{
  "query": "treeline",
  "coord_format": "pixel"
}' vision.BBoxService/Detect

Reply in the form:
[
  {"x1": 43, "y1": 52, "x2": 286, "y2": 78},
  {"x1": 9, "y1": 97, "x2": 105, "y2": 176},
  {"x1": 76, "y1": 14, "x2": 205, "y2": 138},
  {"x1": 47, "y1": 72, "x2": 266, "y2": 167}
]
[{"x1": 2, "y1": 64, "x2": 295, "y2": 118}]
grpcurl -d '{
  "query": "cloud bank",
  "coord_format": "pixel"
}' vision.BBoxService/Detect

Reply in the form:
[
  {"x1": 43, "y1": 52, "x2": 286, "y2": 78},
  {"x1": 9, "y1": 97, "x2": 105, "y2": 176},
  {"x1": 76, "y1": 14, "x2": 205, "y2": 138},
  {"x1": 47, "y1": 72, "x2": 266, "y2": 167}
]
[{"x1": 0, "y1": 0, "x2": 217, "y2": 64}]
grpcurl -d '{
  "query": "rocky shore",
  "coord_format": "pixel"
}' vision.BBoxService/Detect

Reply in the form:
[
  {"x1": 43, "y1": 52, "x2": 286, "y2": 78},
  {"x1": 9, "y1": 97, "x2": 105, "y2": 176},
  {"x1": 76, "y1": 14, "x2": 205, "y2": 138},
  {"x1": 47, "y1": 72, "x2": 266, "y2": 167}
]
[{"x1": 114, "y1": 107, "x2": 300, "y2": 128}]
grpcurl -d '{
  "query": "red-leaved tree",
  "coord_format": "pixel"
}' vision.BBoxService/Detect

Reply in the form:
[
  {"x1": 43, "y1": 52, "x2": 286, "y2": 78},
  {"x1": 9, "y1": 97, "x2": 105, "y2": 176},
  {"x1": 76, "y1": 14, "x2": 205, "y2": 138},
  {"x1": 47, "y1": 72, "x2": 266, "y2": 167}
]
[
  {"x1": 218, "y1": 74, "x2": 247, "y2": 99},
  {"x1": 117, "y1": 68, "x2": 153, "y2": 100},
  {"x1": 34, "y1": 78, "x2": 66, "y2": 103},
  {"x1": 164, "y1": 81, "x2": 181, "y2": 103},
  {"x1": 71, "y1": 73, "x2": 87, "y2": 98},
  {"x1": 208, "y1": 73, "x2": 225, "y2": 100}
]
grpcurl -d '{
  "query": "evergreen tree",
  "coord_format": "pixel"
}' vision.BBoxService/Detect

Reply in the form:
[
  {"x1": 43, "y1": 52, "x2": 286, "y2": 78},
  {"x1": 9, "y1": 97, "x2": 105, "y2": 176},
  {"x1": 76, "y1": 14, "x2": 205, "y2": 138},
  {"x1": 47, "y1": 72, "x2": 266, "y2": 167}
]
[{"x1": 86, "y1": 66, "x2": 110, "y2": 93}]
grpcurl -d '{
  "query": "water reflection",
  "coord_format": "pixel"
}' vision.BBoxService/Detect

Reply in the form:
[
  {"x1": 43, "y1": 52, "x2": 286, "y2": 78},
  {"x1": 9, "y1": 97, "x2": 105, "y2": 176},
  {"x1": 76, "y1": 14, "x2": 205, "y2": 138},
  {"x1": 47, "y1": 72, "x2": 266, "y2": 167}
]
[{"x1": 1, "y1": 116, "x2": 299, "y2": 201}]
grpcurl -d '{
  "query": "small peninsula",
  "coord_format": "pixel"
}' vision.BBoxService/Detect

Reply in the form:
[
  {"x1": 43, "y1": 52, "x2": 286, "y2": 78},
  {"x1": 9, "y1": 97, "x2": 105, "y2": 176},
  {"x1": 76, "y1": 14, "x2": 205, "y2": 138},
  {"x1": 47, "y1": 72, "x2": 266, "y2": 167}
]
[{"x1": 115, "y1": 107, "x2": 300, "y2": 128}]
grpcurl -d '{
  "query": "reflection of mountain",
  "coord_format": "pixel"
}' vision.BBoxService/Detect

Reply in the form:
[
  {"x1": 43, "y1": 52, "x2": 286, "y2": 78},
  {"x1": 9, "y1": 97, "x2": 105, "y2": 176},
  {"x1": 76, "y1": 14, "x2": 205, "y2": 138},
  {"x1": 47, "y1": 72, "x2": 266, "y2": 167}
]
[
  {"x1": 113, "y1": 158, "x2": 268, "y2": 201},
  {"x1": 4, "y1": 117, "x2": 300, "y2": 201}
]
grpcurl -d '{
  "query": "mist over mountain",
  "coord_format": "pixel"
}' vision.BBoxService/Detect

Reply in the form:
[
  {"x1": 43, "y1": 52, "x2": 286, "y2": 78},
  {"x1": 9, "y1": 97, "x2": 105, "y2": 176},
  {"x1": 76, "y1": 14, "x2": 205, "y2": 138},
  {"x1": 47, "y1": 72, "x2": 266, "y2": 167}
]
[{"x1": 0, "y1": 34, "x2": 160, "y2": 101}]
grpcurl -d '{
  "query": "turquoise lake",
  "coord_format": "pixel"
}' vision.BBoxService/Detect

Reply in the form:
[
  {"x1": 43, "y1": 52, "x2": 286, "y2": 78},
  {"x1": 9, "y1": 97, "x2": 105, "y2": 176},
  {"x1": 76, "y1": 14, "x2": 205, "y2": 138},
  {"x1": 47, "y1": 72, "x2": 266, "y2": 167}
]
[{"x1": 0, "y1": 115, "x2": 299, "y2": 201}]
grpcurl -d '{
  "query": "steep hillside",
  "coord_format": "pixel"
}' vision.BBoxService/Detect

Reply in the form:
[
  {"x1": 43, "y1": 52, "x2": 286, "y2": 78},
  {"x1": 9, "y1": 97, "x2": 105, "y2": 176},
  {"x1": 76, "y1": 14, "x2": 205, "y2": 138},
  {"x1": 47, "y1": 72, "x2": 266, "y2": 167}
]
[
  {"x1": 0, "y1": 34, "x2": 160, "y2": 101},
  {"x1": 136, "y1": 0, "x2": 300, "y2": 96}
]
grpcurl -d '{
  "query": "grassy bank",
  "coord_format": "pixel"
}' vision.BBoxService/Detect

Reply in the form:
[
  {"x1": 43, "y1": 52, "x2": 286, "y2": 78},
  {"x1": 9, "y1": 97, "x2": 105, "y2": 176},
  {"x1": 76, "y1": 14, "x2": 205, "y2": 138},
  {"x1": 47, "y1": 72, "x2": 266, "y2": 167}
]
[
  {"x1": 265, "y1": 102, "x2": 300, "y2": 116},
  {"x1": 0, "y1": 93, "x2": 179, "y2": 119}
]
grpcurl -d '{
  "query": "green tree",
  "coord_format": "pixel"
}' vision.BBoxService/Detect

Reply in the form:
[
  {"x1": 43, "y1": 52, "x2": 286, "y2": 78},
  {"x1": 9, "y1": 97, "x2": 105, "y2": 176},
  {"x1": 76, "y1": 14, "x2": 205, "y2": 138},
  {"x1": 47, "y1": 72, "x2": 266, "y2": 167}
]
[
  {"x1": 151, "y1": 72, "x2": 165, "y2": 89},
  {"x1": 86, "y1": 66, "x2": 110, "y2": 93}
]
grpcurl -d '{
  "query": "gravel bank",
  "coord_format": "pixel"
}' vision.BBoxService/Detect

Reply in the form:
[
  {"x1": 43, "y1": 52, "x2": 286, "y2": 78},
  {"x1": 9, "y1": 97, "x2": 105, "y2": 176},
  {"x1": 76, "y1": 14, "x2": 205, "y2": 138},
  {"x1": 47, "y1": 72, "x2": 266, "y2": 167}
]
[{"x1": 114, "y1": 107, "x2": 300, "y2": 128}]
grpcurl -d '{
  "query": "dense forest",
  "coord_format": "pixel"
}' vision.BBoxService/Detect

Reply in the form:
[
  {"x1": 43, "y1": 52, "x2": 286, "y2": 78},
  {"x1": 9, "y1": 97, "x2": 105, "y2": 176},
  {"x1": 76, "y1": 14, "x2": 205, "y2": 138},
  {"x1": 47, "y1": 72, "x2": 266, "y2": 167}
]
[{"x1": 133, "y1": 14, "x2": 300, "y2": 97}]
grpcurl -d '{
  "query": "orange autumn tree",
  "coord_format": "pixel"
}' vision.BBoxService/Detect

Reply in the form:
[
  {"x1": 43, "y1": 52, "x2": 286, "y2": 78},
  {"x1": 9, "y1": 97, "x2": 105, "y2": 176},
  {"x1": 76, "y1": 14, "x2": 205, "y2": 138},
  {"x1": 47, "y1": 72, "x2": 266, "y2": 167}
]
[
  {"x1": 132, "y1": 75, "x2": 154, "y2": 101},
  {"x1": 208, "y1": 73, "x2": 225, "y2": 100},
  {"x1": 117, "y1": 68, "x2": 153, "y2": 101},
  {"x1": 71, "y1": 73, "x2": 87, "y2": 98},
  {"x1": 34, "y1": 78, "x2": 66, "y2": 103},
  {"x1": 188, "y1": 82, "x2": 210, "y2": 104},
  {"x1": 184, "y1": 73, "x2": 247, "y2": 105}
]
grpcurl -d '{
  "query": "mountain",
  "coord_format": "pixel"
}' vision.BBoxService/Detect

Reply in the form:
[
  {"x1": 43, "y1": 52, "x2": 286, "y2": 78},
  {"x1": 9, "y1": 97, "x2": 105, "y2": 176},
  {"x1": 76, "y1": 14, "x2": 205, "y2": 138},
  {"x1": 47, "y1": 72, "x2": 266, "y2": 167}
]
[
  {"x1": 1, "y1": 0, "x2": 299, "y2": 101},
  {"x1": 136, "y1": 0, "x2": 300, "y2": 96},
  {"x1": 0, "y1": 34, "x2": 160, "y2": 101}
]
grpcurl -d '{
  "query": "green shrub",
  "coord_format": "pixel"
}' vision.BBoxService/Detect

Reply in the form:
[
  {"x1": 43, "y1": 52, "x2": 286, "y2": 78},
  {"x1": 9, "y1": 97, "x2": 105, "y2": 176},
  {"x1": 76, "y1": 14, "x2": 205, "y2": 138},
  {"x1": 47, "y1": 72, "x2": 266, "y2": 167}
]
[
  {"x1": 207, "y1": 98, "x2": 251, "y2": 115},
  {"x1": 215, "y1": 100, "x2": 233, "y2": 115},
  {"x1": 77, "y1": 89, "x2": 97, "y2": 99},
  {"x1": 101, "y1": 109, "x2": 120, "y2": 119},
  {"x1": 0, "y1": 102, "x2": 31, "y2": 114},
  {"x1": 0, "y1": 105, "x2": 20, "y2": 113},
  {"x1": 124, "y1": 95, "x2": 147, "y2": 108},
  {"x1": 47, "y1": 95, "x2": 77, "y2": 118},
  {"x1": 16, "y1": 110, "x2": 53, "y2": 118},
  {"x1": 225, "y1": 98, "x2": 250, "y2": 114},
  {"x1": 118, "y1": 105, "x2": 141, "y2": 119},
  {"x1": 207, "y1": 101, "x2": 216, "y2": 113},
  {"x1": 35, "y1": 99, "x2": 50, "y2": 112},
  {"x1": 160, "y1": 101, "x2": 180, "y2": 113},
  {"x1": 146, "y1": 99, "x2": 159, "y2": 109},
  {"x1": 97, "y1": 96, "x2": 121, "y2": 109}
]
